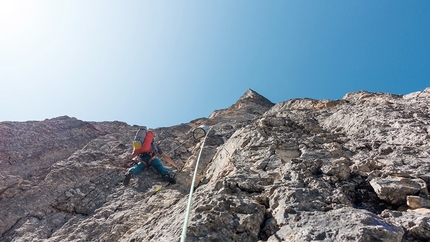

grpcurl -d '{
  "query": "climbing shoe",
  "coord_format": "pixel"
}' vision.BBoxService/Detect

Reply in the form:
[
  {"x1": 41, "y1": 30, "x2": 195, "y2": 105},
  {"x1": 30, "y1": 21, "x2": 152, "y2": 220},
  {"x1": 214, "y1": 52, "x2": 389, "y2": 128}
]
[
  {"x1": 162, "y1": 174, "x2": 176, "y2": 184},
  {"x1": 123, "y1": 172, "x2": 132, "y2": 186}
]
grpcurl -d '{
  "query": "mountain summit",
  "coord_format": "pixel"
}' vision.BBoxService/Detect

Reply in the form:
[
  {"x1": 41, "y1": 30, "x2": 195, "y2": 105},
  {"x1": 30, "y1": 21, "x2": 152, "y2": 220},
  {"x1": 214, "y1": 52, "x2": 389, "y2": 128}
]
[
  {"x1": 237, "y1": 88, "x2": 274, "y2": 107},
  {"x1": 1, "y1": 88, "x2": 430, "y2": 241},
  {"x1": 208, "y1": 88, "x2": 274, "y2": 122}
]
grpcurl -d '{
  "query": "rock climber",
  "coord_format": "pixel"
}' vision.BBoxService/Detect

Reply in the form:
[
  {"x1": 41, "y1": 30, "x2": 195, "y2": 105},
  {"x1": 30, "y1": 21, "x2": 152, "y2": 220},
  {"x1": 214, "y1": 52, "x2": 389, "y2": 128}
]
[{"x1": 123, "y1": 133, "x2": 180, "y2": 186}]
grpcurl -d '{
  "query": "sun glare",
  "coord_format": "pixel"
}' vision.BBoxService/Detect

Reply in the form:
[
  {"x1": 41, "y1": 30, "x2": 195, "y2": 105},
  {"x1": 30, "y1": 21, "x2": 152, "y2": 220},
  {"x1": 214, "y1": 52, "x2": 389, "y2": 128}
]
[
  {"x1": 0, "y1": 1, "x2": 64, "y2": 65},
  {"x1": 0, "y1": 1, "x2": 33, "y2": 33}
]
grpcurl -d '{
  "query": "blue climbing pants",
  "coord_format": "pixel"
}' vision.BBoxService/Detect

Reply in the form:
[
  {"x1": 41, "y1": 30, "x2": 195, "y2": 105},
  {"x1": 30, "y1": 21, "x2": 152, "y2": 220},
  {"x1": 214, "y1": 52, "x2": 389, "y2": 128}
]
[{"x1": 128, "y1": 156, "x2": 169, "y2": 176}]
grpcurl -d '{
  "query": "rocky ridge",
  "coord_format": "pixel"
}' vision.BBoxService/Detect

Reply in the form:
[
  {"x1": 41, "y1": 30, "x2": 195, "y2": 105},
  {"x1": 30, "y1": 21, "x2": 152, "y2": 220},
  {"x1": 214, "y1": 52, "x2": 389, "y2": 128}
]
[{"x1": 1, "y1": 88, "x2": 430, "y2": 241}]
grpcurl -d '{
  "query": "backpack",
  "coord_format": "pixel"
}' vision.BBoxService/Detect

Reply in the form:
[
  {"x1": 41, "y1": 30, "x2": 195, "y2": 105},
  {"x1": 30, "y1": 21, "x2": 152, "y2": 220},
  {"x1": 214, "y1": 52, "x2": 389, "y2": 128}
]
[{"x1": 132, "y1": 127, "x2": 154, "y2": 156}]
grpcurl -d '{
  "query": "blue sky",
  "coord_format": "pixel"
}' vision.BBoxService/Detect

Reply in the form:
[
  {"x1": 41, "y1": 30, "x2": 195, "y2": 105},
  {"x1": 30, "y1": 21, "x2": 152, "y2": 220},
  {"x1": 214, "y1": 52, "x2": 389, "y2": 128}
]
[{"x1": 1, "y1": 1, "x2": 429, "y2": 128}]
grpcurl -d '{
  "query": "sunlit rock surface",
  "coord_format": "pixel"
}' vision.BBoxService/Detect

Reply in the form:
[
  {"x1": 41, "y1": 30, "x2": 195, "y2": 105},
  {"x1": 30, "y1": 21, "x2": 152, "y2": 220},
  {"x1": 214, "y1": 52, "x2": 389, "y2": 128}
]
[{"x1": 1, "y1": 88, "x2": 429, "y2": 241}]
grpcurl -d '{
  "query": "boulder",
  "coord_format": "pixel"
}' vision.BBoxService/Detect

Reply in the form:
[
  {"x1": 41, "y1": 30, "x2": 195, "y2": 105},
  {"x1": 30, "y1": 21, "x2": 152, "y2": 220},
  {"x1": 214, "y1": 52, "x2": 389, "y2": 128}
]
[{"x1": 370, "y1": 177, "x2": 426, "y2": 205}]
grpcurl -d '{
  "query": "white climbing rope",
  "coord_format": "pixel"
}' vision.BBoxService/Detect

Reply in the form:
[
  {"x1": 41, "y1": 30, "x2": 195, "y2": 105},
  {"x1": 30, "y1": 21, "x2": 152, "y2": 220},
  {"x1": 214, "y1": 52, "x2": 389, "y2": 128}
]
[{"x1": 180, "y1": 126, "x2": 212, "y2": 242}]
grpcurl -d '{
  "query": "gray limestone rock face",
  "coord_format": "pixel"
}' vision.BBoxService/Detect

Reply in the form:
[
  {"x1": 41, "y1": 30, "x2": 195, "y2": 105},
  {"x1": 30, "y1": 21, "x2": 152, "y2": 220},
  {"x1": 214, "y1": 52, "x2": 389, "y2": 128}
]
[
  {"x1": 407, "y1": 196, "x2": 430, "y2": 209},
  {"x1": 270, "y1": 207, "x2": 404, "y2": 242},
  {"x1": 370, "y1": 176, "x2": 427, "y2": 205},
  {"x1": 1, "y1": 88, "x2": 430, "y2": 242}
]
